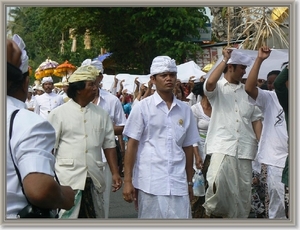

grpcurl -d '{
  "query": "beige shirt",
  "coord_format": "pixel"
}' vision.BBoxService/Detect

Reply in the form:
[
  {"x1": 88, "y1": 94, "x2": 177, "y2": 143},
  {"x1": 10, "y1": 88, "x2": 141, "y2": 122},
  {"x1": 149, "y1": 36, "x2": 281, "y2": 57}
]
[{"x1": 48, "y1": 99, "x2": 116, "y2": 193}]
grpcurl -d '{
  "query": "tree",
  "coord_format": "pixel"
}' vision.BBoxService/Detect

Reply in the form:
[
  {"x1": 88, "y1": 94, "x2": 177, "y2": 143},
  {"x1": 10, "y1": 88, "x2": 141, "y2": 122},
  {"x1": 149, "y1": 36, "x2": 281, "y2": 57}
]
[{"x1": 8, "y1": 7, "x2": 210, "y2": 75}]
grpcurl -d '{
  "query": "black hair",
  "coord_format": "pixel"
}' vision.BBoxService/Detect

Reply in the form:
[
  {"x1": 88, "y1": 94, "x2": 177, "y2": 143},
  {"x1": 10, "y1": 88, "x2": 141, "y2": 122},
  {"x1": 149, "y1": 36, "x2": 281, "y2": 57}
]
[
  {"x1": 281, "y1": 61, "x2": 288, "y2": 68},
  {"x1": 267, "y1": 70, "x2": 281, "y2": 78},
  {"x1": 67, "y1": 81, "x2": 86, "y2": 99},
  {"x1": 192, "y1": 81, "x2": 205, "y2": 96},
  {"x1": 223, "y1": 64, "x2": 237, "y2": 74},
  {"x1": 7, "y1": 62, "x2": 27, "y2": 95},
  {"x1": 7, "y1": 62, "x2": 23, "y2": 81}
]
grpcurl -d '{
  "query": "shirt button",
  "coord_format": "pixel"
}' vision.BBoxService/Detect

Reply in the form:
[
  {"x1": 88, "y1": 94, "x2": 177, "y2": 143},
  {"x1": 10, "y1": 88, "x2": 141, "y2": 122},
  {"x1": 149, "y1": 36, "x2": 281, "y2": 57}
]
[
  {"x1": 84, "y1": 120, "x2": 87, "y2": 123},
  {"x1": 85, "y1": 135, "x2": 88, "y2": 137},
  {"x1": 85, "y1": 150, "x2": 88, "y2": 153},
  {"x1": 236, "y1": 120, "x2": 239, "y2": 122}
]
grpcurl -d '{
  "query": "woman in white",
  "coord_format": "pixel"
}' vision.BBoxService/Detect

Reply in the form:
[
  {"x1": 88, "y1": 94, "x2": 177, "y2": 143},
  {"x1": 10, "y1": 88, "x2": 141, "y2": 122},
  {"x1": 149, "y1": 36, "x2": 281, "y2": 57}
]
[
  {"x1": 191, "y1": 80, "x2": 211, "y2": 169},
  {"x1": 190, "y1": 80, "x2": 211, "y2": 218}
]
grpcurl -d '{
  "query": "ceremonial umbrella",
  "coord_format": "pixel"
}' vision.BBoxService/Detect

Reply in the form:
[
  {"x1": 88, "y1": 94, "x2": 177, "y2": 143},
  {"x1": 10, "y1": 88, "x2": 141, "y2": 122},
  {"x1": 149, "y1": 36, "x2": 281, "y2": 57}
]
[
  {"x1": 35, "y1": 58, "x2": 59, "y2": 80},
  {"x1": 53, "y1": 60, "x2": 77, "y2": 78}
]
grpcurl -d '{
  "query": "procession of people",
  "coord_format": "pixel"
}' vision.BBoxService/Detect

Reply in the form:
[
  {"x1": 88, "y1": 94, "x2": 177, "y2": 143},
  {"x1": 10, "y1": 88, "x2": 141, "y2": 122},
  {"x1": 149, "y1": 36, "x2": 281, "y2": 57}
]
[{"x1": 6, "y1": 34, "x2": 289, "y2": 220}]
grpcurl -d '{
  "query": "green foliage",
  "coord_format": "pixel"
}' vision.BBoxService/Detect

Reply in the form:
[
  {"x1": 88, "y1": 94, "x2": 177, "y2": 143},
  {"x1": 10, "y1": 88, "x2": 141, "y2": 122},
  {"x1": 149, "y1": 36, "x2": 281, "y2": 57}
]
[{"x1": 8, "y1": 7, "x2": 210, "y2": 75}]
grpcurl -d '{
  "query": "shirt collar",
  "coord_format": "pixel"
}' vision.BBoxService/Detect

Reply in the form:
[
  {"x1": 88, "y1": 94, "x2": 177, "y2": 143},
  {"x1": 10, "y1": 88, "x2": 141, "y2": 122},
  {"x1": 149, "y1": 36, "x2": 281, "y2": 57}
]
[
  {"x1": 68, "y1": 98, "x2": 93, "y2": 110},
  {"x1": 153, "y1": 91, "x2": 181, "y2": 109},
  {"x1": 7, "y1": 96, "x2": 26, "y2": 109},
  {"x1": 221, "y1": 77, "x2": 243, "y2": 89}
]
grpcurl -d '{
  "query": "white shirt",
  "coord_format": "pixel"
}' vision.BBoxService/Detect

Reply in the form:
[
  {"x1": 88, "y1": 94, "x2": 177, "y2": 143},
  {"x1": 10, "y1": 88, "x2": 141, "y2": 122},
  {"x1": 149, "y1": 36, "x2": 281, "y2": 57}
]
[
  {"x1": 123, "y1": 91, "x2": 200, "y2": 196},
  {"x1": 96, "y1": 88, "x2": 127, "y2": 126},
  {"x1": 95, "y1": 88, "x2": 127, "y2": 162},
  {"x1": 248, "y1": 88, "x2": 288, "y2": 168},
  {"x1": 48, "y1": 99, "x2": 116, "y2": 193},
  {"x1": 191, "y1": 102, "x2": 210, "y2": 163},
  {"x1": 25, "y1": 95, "x2": 36, "y2": 110},
  {"x1": 203, "y1": 78, "x2": 263, "y2": 160},
  {"x1": 34, "y1": 92, "x2": 64, "y2": 119},
  {"x1": 186, "y1": 92, "x2": 199, "y2": 107},
  {"x1": 60, "y1": 92, "x2": 70, "y2": 102},
  {"x1": 7, "y1": 96, "x2": 56, "y2": 218}
]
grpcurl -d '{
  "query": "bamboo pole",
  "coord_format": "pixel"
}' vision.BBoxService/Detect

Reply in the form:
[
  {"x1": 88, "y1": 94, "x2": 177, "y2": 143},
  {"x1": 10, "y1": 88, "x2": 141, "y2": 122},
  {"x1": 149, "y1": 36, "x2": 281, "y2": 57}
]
[{"x1": 227, "y1": 7, "x2": 231, "y2": 46}]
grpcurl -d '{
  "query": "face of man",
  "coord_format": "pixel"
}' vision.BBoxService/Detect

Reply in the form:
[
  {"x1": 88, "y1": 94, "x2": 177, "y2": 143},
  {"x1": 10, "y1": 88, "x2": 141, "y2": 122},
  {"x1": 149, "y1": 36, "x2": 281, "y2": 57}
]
[
  {"x1": 230, "y1": 64, "x2": 247, "y2": 84},
  {"x1": 152, "y1": 72, "x2": 177, "y2": 93},
  {"x1": 95, "y1": 73, "x2": 103, "y2": 87},
  {"x1": 80, "y1": 80, "x2": 97, "y2": 102},
  {"x1": 36, "y1": 90, "x2": 44, "y2": 95},
  {"x1": 42, "y1": 82, "x2": 54, "y2": 93},
  {"x1": 62, "y1": 85, "x2": 69, "y2": 93}
]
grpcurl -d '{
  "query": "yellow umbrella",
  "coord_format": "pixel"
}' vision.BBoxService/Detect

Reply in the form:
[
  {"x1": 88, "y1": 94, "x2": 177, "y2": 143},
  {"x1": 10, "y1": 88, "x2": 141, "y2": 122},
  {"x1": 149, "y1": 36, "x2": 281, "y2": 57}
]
[
  {"x1": 271, "y1": 7, "x2": 289, "y2": 24},
  {"x1": 34, "y1": 58, "x2": 59, "y2": 79}
]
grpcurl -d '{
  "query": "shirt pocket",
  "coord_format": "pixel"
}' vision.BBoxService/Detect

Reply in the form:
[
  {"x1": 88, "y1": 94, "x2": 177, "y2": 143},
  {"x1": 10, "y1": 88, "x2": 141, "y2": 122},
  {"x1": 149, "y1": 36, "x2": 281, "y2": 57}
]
[
  {"x1": 96, "y1": 161, "x2": 106, "y2": 170},
  {"x1": 174, "y1": 125, "x2": 187, "y2": 146},
  {"x1": 57, "y1": 158, "x2": 74, "y2": 167}
]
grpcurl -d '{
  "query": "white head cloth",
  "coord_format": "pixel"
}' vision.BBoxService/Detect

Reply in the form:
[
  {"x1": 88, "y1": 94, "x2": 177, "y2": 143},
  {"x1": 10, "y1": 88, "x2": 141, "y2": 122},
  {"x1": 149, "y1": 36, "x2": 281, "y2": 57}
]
[
  {"x1": 28, "y1": 86, "x2": 34, "y2": 93},
  {"x1": 36, "y1": 85, "x2": 45, "y2": 92},
  {"x1": 41, "y1": 76, "x2": 53, "y2": 84},
  {"x1": 12, "y1": 34, "x2": 29, "y2": 74},
  {"x1": 62, "y1": 76, "x2": 69, "y2": 85},
  {"x1": 81, "y1": 59, "x2": 103, "y2": 73},
  {"x1": 227, "y1": 51, "x2": 253, "y2": 67},
  {"x1": 150, "y1": 56, "x2": 177, "y2": 76}
]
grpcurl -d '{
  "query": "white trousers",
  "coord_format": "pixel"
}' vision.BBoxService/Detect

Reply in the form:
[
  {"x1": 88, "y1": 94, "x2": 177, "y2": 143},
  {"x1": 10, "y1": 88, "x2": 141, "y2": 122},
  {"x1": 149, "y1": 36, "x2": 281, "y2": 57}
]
[
  {"x1": 103, "y1": 163, "x2": 112, "y2": 219},
  {"x1": 267, "y1": 165, "x2": 286, "y2": 219},
  {"x1": 138, "y1": 190, "x2": 191, "y2": 219},
  {"x1": 203, "y1": 153, "x2": 252, "y2": 218}
]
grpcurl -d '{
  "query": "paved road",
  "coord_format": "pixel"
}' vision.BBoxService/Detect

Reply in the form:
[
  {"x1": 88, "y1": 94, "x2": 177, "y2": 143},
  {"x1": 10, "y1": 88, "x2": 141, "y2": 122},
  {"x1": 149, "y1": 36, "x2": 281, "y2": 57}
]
[{"x1": 107, "y1": 186, "x2": 138, "y2": 218}]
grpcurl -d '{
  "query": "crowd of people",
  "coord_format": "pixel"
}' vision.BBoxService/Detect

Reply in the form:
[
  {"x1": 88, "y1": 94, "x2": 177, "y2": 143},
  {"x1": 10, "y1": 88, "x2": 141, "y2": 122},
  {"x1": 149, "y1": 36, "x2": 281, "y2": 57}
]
[{"x1": 6, "y1": 34, "x2": 289, "y2": 220}]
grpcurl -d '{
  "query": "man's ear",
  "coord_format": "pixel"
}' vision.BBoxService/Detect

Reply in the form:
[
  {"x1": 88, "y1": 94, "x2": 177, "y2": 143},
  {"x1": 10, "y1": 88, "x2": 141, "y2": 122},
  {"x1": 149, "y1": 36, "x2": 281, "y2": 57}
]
[
  {"x1": 150, "y1": 75, "x2": 155, "y2": 83},
  {"x1": 99, "y1": 74, "x2": 104, "y2": 82}
]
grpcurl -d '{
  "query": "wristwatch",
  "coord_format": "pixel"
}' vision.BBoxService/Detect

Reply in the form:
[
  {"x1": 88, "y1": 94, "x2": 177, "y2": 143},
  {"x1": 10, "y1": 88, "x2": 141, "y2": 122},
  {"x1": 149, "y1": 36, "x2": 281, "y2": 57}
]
[{"x1": 188, "y1": 182, "x2": 194, "y2": 186}]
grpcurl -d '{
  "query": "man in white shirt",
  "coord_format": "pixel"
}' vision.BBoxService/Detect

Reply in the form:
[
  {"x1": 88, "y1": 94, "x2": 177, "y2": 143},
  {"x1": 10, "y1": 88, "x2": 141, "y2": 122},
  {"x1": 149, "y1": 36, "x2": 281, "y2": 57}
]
[
  {"x1": 122, "y1": 56, "x2": 200, "y2": 218},
  {"x1": 245, "y1": 47, "x2": 288, "y2": 219},
  {"x1": 25, "y1": 86, "x2": 35, "y2": 111},
  {"x1": 7, "y1": 35, "x2": 74, "y2": 219},
  {"x1": 48, "y1": 65, "x2": 122, "y2": 218},
  {"x1": 58, "y1": 76, "x2": 70, "y2": 103},
  {"x1": 202, "y1": 49, "x2": 263, "y2": 218},
  {"x1": 34, "y1": 76, "x2": 64, "y2": 119},
  {"x1": 82, "y1": 58, "x2": 127, "y2": 218}
]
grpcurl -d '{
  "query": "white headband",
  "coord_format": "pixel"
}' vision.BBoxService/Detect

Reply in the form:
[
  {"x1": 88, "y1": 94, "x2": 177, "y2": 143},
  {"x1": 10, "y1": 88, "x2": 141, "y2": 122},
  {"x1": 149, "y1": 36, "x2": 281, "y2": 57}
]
[
  {"x1": 150, "y1": 56, "x2": 177, "y2": 76},
  {"x1": 12, "y1": 34, "x2": 29, "y2": 74}
]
